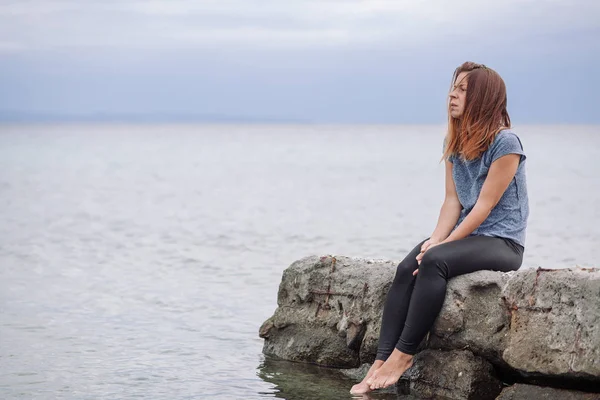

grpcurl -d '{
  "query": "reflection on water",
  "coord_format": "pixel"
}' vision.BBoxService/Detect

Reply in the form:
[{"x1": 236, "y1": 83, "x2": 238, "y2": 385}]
[{"x1": 257, "y1": 357, "x2": 420, "y2": 400}]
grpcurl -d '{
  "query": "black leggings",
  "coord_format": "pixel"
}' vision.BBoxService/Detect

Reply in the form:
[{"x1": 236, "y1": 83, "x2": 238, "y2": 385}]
[{"x1": 376, "y1": 235, "x2": 524, "y2": 360}]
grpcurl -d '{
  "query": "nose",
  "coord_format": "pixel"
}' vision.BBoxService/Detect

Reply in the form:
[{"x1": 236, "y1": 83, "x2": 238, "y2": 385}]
[{"x1": 449, "y1": 89, "x2": 458, "y2": 99}]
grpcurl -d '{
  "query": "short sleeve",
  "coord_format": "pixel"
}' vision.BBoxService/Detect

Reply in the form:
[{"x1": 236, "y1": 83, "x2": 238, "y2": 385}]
[{"x1": 490, "y1": 132, "x2": 526, "y2": 164}]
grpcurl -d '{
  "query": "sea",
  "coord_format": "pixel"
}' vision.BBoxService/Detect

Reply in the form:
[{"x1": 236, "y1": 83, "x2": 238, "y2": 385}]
[{"x1": 1, "y1": 124, "x2": 598, "y2": 399}]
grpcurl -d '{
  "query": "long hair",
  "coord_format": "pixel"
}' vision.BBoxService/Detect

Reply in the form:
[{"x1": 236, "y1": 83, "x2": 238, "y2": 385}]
[{"x1": 443, "y1": 62, "x2": 511, "y2": 161}]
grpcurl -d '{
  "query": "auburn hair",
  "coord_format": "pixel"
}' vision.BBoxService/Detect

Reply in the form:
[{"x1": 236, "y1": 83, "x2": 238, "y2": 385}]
[{"x1": 443, "y1": 62, "x2": 511, "y2": 161}]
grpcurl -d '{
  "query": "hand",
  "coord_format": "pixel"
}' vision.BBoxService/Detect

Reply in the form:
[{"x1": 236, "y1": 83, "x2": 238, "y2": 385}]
[{"x1": 414, "y1": 238, "x2": 442, "y2": 275}]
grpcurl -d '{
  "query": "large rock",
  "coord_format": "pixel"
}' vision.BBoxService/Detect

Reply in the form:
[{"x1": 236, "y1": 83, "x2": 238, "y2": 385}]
[
  {"x1": 259, "y1": 255, "x2": 600, "y2": 389},
  {"x1": 259, "y1": 255, "x2": 396, "y2": 367},
  {"x1": 427, "y1": 270, "x2": 512, "y2": 366},
  {"x1": 501, "y1": 268, "x2": 600, "y2": 380},
  {"x1": 495, "y1": 383, "x2": 599, "y2": 400},
  {"x1": 429, "y1": 267, "x2": 600, "y2": 383}
]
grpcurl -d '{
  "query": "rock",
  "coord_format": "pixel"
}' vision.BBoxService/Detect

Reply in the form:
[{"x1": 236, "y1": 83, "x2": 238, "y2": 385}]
[
  {"x1": 427, "y1": 270, "x2": 512, "y2": 366},
  {"x1": 261, "y1": 324, "x2": 358, "y2": 367},
  {"x1": 397, "y1": 349, "x2": 503, "y2": 400},
  {"x1": 501, "y1": 268, "x2": 600, "y2": 380},
  {"x1": 495, "y1": 383, "x2": 599, "y2": 399},
  {"x1": 259, "y1": 255, "x2": 600, "y2": 391},
  {"x1": 338, "y1": 363, "x2": 371, "y2": 382},
  {"x1": 430, "y1": 267, "x2": 600, "y2": 382},
  {"x1": 261, "y1": 255, "x2": 396, "y2": 368}
]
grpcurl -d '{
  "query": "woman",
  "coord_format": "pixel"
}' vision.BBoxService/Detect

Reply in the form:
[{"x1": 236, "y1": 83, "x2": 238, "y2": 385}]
[{"x1": 351, "y1": 61, "x2": 529, "y2": 394}]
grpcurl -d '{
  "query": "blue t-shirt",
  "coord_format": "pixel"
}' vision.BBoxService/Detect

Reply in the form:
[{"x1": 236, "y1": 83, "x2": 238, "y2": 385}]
[{"x1": 447, "y1": 129, "x2": 529, "y2": 247}]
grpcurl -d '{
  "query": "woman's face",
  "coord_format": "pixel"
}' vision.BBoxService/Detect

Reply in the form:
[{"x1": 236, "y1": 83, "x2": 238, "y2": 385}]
[{"x1": 449, "y1": 71, "x2": 469, "y2": 119}]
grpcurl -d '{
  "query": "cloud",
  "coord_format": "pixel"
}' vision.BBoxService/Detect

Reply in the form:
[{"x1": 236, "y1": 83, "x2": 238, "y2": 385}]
[
  {"x1": 0, "y1": 0, "x2": 598, "y2": 51},
  {"x1": 0, "y1": 0, "x2": 598, "y2": 124}
]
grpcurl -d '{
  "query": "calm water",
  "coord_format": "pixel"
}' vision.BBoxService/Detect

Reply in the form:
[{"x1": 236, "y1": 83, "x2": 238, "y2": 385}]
[{"x1": 1, "y1": 124, "x2": 598, "y2": 399}]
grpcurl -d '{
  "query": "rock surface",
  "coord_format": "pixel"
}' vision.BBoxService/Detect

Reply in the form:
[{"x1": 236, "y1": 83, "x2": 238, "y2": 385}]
[
  {"x1": 501, "y1": 268, "x2": 600, "y2": 379},
  {"x1": 495, "y1": 383, "x2": 599, "y2": 399},
  {"x1": 259, "y1": 255, "x2": 600, "y2": 397},
  {"x1": 259, "y1": 255, "x2": 397, "y2": 367}
]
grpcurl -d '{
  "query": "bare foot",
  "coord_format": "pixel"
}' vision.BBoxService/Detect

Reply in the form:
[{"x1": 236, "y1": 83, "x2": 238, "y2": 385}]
[
  {"x1": 366, "y1": 349, "x2": 413, "y2": 390},
  {"x1": 349, "y1": 360, "x2": 384, "y2": 394}
]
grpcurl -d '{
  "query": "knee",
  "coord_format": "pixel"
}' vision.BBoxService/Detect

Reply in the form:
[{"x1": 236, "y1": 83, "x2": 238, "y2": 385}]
[
  {"x1": 394, "y1": 260, "x2": 415, "y2": 282},
  {"x1": 420, "y1": 249, "x2": 441, "y2": 266},
  {"x1": 419, "y1": 249, "x2": 447, "y2": 277}
]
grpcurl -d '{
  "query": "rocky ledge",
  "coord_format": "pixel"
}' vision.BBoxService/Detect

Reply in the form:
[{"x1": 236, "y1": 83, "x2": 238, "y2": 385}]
[{"x1": 259, "y1": 255, "x2": 600, "y2": 399}]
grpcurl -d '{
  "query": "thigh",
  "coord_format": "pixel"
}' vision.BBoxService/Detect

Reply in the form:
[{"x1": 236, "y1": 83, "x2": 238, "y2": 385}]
[{"x1": 422, "y1": 235, "x2": 522, "y2": 279}]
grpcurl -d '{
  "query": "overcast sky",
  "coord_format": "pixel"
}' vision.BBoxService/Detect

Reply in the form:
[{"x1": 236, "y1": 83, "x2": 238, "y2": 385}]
[{"x1": 0, "y1": 0, "x2": 599, "y2": 123}]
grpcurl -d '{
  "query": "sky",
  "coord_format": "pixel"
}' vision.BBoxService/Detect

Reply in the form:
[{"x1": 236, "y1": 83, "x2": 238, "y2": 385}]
[{"x1": 0, "y1": 0, "x2": 599, "y2": 123}]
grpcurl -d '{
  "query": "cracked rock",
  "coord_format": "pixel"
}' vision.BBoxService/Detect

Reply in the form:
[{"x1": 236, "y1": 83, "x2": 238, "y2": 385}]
[{"x1": 259, "y1": 255, "x2": 600, "y2": 392}]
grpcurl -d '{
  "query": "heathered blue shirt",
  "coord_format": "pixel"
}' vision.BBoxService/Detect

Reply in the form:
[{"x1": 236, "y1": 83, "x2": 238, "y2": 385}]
[{"x1": 447, "y1": 129, "x2": 529, "y2": 247}]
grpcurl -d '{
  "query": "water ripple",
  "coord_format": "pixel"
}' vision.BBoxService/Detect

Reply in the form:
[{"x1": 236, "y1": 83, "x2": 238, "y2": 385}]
[{"x1": 0, "y1": 124, "x2": 598, "y2": 399}]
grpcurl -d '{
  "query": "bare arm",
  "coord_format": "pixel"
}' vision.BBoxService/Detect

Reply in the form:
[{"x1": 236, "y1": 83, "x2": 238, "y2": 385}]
[
  {"x1": 430, "y1": 160, "x2": 462, "y2": 242},
  {"x1": 414, "y1": 153, "x2": 521, "y2": 272},
  {"x1": 443, "y1": 153, "x2": 520, "y2": 243},
  {"x1": 414, "y1": 160, "x2": 462, "y2": 270}
]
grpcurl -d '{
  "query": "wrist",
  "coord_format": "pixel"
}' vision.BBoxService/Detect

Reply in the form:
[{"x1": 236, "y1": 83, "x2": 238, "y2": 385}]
[
  {"x1": 442, "y1": 235, "x2": 457, "y2": 244},
  {"x1": 430, "y1": 234, "x2": 444, "y2": 243}
]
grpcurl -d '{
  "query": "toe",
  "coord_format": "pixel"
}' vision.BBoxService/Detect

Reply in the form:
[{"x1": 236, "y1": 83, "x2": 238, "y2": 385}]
[
  {"x1": 350, "y1": 382, "x2": 369, "y2": 394},
  {"x1": 366, "y1": 375, "x2": 375, "y2": 385},
  {"x1": 380, "y1": 376, "x2": 389, "y2": 389}
]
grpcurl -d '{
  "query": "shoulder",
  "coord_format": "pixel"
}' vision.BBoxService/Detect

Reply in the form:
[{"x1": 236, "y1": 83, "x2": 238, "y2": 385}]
[
  {"x1": 487, "y1": 129, "x2": 526, "y2": 163},
  {"x1": 494, "y1": 129, "x2": 522, "y2": 145},
  {"x1": 490, "y1": 129, "x2": 524, "y2": 150}
]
